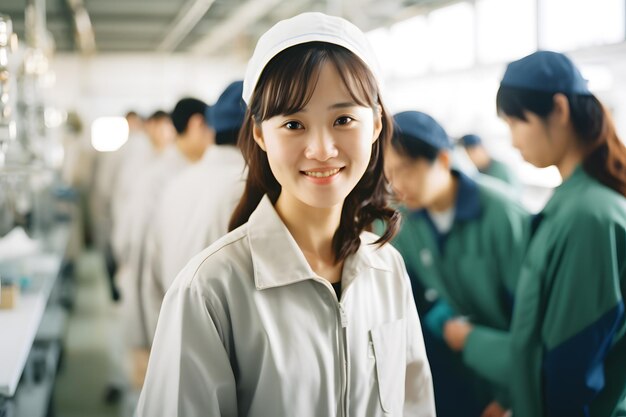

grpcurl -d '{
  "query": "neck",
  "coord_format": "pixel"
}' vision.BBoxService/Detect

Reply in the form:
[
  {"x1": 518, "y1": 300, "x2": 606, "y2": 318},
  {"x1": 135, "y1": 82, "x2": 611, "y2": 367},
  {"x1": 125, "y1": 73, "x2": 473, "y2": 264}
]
[
  {"x1": 429, "y1": 171, "x2": 458, "y2": 213},
  {"x1": 556, "y1": 141, "x2": 585, "y2": 181},
  {"x1": 176, "y1": 135, "x2": 210, "y2": 162},
  {"x1": 275, "y1": 193, "x2": 342, "y2": 266}
]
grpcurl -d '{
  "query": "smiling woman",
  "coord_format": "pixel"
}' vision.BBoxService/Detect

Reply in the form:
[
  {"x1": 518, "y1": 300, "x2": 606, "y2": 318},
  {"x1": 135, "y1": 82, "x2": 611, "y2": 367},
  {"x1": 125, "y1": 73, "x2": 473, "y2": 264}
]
[{"x1": 136, "y1": 12, "x2": 435, "y2": 417}]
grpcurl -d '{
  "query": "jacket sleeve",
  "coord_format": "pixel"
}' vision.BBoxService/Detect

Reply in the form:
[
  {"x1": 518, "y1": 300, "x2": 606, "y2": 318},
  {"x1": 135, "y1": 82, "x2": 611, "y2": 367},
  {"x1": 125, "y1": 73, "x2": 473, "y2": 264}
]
[
  {"x1": 493, "y1": 198, "x2": 529, "y2": 300},
  {"x1": 135, "y1": 281, "x2": 238, "y2": 417},
  {"x1": 423, "y1": 299, "x2": 457, "y2": 340},
  {"x1": 463, "y1": 325, "x2": 511, "y2": 387},
  {"x1": 140, "y1": 220, "x2": 165, "y2": 345},
  {"x1": 538, "y1": 216, "x2": 625, "y2": 417},
  {"x1": 402, "y1": 268, "x2": 437, "y2": 417}
]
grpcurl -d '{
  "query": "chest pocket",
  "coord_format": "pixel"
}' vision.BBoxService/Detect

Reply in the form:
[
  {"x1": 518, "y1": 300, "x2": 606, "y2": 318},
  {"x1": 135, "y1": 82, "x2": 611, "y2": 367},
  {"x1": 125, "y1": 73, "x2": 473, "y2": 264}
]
[{"x1": 370, "y1": 318, "x2": 406, "y2": 415}]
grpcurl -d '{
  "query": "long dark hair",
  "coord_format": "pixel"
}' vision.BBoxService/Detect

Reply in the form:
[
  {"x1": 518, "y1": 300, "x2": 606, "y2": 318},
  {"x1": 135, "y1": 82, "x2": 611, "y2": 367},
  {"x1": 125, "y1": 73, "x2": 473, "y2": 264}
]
[
  {"x1": 497, "y1": 86, "x2": 626, "y2": 196},
  {"x1": 229, "y1": 42, "x2": 399, "y2": 262}
]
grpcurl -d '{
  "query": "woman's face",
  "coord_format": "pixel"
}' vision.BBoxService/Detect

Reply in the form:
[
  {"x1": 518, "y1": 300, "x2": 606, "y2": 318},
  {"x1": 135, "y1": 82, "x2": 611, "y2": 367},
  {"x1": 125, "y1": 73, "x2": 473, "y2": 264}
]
[
  {"x1": 384, "y1": 145, "x2": 447, "y2": 211},
  {"x1": 253, "y1": 61, "x2": 382, "y2": 210},
  {"x1": 503, "y1": 110, "x2": 565, "y2": 168}
]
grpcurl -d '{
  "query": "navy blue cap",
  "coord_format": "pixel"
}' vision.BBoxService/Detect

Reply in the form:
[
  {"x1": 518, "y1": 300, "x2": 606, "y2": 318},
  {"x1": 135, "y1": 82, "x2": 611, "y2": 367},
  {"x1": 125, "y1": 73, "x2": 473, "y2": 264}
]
[
  {"x1": 393, "y1": 111, "x2": 452, "y2": 150},
  {"x1": 206, "y1": 80, "x2": 246, "y2": 133},
  {"x1": 460, "y1": 134, "x2": 482, "y2": 147},
  {"x1": 500, "y1": 50, "x2": 591, "y2": 95}
]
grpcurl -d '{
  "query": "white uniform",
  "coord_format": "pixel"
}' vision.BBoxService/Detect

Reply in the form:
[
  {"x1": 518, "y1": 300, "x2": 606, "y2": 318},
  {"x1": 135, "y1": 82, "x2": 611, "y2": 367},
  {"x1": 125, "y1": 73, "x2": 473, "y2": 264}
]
[
  {"x1": 136, "y1": 196, "x2": 436, "y2": 417},
  {"x1": 116, "y1": 144, "x2": 191, "y2": 347},
  {"x1": 141, "y1": 145, "x2": 246, "y2": 342},
  {"x1": 110, "y1": 132, "x2": 155, "y2": 259}
]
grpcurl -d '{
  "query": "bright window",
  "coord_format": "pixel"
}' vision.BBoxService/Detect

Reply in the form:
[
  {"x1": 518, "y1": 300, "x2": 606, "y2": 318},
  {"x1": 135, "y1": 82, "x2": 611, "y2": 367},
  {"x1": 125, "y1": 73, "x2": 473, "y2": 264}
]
[
  {"x1": 366, "y1": 28, "x2": 395, "y2": 78},
  {"x1": 476, "y1": 0, "x2": 536, "y2": 64},
  {"x1": 428, "y1": 2, "x2": 475, "y2": 71},
  {"x1": 540, "y1": 0, "x2": 625, "y2": 51},
  {"x1": 91, "y1": 117, "x2": 128, "y2": 152},
  {"x1": 388, "y1": 15, "x2": 430, "y2": 77}
]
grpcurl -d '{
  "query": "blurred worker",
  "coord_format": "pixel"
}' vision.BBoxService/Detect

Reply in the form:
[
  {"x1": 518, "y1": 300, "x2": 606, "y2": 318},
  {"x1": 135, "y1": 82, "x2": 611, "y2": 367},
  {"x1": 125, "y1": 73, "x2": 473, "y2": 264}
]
[
  {"x1": 60, "y1": 110, "x2": 94, "y2": 249},
  {"x1": 115, "y1": 98, "x2": 213, "y2": 391},
  {"x1": 444, "y1": 51, "x2": 626, "y2": 417},
  {"x1": 141, "y1": 81, "x2": 246, "y2": 343},
  {"x1": 460, "y1": 133, "x2": 520, "y2": 191},
  {"x1": 110, "y1": 110, "x2": 173, "y2": 268},
  {"x1": 91, "y1": 111, "x2": 154, "y2": 300},
  {"x1": 383, "y1": 111, "x2": 529, "y2": 417}
]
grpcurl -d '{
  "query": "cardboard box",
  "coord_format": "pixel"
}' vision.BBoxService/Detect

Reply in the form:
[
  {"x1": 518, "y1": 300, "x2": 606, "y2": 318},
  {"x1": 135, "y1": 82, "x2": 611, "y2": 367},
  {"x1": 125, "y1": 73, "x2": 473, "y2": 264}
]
[{"x1": 0, "y1": 283, "x2": 19, "y2": 309}]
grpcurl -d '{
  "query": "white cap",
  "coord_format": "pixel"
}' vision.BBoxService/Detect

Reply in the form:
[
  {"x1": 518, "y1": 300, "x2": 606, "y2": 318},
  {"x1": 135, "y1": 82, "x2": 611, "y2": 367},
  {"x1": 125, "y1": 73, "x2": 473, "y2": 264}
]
[{"x1": 242, "y1": 12, "x2": 382, "y2": 105}]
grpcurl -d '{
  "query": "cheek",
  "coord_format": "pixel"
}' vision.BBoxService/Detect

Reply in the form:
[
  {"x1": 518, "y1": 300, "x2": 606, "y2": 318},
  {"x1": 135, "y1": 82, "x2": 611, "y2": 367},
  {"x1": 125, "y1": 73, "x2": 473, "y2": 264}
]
[
  {"x1": 264, "y1": 138, "x2": 297, "y2": 166},
  {"x1": 402, "y1": 169, "x2": 424, "y2": 198},
  {"x1": 351, "y1": 135, "x2": 374, "y2": 160}
]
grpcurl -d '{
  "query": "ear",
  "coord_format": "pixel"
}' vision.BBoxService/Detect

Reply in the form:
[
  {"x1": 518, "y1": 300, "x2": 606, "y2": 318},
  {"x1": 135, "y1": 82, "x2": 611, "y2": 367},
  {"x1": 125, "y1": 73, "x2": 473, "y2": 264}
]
[
  {"x1": 437, "y1": 149, "x2": 451, "y2": 170},
  {"x1": 371, "y1": 105, "x2": 383, "y2": 144},
  {"x1": 551, "y1": 93, "x2": 571, "y2": 126},
  {"x1": 252, "y1": 118, "x2": 266, "y2": 152}
]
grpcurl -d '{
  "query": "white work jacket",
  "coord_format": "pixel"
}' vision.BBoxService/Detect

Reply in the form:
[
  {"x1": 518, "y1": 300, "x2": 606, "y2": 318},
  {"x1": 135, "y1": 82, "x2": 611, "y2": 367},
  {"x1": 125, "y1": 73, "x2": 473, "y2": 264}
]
[
  {"x1": 136, "y1": 195, "x2": 436, "y2": 417},
  {"x1": 141, "y1": 145, "x2": 246, "y2": 343},
  {"x1": 110, "y1": 132, "x2": 156, "y2": 260},
  {"x1": 116, "y1": 145, "x2": 191, "y2": 347}
]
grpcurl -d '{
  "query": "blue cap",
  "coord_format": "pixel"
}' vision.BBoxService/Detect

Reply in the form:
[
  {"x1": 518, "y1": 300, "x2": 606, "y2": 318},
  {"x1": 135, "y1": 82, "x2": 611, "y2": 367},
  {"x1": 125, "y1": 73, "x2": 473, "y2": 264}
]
[
  {"x1": 393, "y1": 111, "x2": 452, "y2": 150},
  {"x1": 500, "y1": 50, "x2": 591, "y2": 95},
  {"x1": 460, "y1": 134, "x2": 482, "y2": 147},
  {"x1": 206, "y1": 81, "x2": 246, "y2": 133}
]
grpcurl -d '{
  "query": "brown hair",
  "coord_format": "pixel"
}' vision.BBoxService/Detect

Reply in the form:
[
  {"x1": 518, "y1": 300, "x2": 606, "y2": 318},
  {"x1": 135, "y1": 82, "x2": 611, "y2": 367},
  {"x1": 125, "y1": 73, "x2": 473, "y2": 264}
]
[
  {"x1": 229, "y1": 42, "x2": 399, "y2": 262},
  {"x1": 497, "y1": 86, "x2": 626, "y2": 197}
]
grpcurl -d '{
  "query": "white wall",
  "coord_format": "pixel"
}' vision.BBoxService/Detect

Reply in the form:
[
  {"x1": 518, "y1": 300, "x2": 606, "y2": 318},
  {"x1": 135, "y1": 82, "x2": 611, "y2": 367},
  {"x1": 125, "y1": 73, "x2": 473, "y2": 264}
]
[{"x1": 47, "y1": 53, "x2": 248, "y2": 126}]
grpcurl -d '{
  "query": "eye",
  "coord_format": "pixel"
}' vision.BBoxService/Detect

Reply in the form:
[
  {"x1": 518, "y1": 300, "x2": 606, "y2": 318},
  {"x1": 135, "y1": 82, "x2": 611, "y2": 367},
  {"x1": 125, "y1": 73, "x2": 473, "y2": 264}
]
[
  {"x1": 283, "y1": 121, "x2": 303, "y2": 130},
  {"x1": 334, "y1": 116, "x2": 354, "y2": 126}
]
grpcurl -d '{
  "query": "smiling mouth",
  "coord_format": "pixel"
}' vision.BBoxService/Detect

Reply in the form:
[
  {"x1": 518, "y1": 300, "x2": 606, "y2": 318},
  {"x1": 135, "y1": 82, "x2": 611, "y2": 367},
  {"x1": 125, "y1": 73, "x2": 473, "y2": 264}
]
[{"x1": 302, "y1": 168, "x2": 342, "y2": 178}]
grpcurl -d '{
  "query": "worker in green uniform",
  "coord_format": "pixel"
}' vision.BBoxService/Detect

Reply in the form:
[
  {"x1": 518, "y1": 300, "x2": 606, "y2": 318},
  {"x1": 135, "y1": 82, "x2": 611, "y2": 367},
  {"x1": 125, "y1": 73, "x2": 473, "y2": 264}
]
[
  {"x1": 459, "y1": 133, "x2": 521, "y2": 193},
  {"x1": 384, "y1": 110, "x2": 529, "y2": 417},
  {"x1": 444, "y1": 50, "x2": 626, "y2": 417}
]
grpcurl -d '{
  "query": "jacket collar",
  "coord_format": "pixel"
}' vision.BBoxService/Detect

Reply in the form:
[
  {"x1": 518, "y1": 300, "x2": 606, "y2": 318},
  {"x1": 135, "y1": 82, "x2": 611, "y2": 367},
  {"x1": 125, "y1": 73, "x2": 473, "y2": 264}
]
[
  {"x1": 248, "y1": 195, "x2": 392, "y2": 290},
  {"x1": 452, "y1": 169, "x2": 482, "y2": 221}
]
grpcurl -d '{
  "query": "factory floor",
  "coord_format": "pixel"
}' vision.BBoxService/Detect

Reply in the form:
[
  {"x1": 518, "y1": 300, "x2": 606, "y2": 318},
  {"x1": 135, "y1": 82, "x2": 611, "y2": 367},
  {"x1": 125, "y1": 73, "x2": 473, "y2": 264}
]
[{"x1": 53, "y1": 250, "x2": 139, "y2": 417}]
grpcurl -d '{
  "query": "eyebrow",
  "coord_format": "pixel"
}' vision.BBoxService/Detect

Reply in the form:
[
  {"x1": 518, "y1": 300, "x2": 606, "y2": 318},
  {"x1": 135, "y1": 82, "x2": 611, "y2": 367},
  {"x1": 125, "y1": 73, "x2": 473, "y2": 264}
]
[
  {"x1": 328, "y1": 102, "x2": 358, "y2": 110},
  {"x1": 284, "y1": 102, "x2": 358, "y2": 116}
]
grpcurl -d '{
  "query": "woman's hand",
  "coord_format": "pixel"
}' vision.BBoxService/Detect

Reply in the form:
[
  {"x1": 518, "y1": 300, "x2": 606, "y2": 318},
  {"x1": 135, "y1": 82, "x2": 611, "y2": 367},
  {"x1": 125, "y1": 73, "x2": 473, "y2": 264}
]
[
  {"x1": 480, "y1": 400, "x2": 512, "y2": 417},
  {"x1": 443, "y1": 318, "x2": 473, "y2": 351}
]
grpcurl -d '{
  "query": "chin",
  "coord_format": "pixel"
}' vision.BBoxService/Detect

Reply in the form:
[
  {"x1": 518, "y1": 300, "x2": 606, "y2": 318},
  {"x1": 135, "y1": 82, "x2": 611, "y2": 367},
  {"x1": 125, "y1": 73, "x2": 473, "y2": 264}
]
[
  {"x1": 526, "y1": 158, "x2": 551, "y2": 169},
  {"x1": 299, "y1": 192, "x2": 348, "y2": 210}
]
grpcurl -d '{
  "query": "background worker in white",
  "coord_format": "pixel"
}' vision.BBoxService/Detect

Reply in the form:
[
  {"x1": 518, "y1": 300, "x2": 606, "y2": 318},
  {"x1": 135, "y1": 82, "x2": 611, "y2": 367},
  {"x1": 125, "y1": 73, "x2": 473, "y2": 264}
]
[
  {"x1": 116, "y1": 98, "x2": 214, "y2": 351},
  {"x1": 141, "y1": 81, "x2": 246, "y2": 343},
  {"x1": 137, "y1": 12, "x2": 435, "y2": 417},
  {"x1": 110, "y1": 110, "x2": 173, "y2": 270},
  {"x1": 91, "y1": 110, "x2": 154, "y2": 301}
]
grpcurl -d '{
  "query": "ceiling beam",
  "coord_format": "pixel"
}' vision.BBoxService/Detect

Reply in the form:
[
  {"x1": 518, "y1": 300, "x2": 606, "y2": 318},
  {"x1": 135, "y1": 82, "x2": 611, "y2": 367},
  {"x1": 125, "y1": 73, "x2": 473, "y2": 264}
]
[
  {"x1": 188, "y1": 0, "x2": 285, "y2": 55},
  {"x1": 157, "y1": 0, "x2": 217, "y2": 52}
]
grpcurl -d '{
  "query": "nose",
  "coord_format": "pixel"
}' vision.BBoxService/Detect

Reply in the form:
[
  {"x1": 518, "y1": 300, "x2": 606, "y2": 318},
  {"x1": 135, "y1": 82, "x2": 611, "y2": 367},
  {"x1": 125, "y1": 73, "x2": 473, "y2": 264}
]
[{"x1": 304, "y1": 128, "x2": 338, "y2": 161}]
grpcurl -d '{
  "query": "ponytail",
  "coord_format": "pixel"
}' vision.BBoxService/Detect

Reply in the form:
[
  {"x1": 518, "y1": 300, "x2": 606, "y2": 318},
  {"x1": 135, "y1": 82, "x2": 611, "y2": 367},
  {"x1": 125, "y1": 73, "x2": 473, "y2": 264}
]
[{"x1": 570, "y1": 95, "x2": 626, "y2": 197}]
